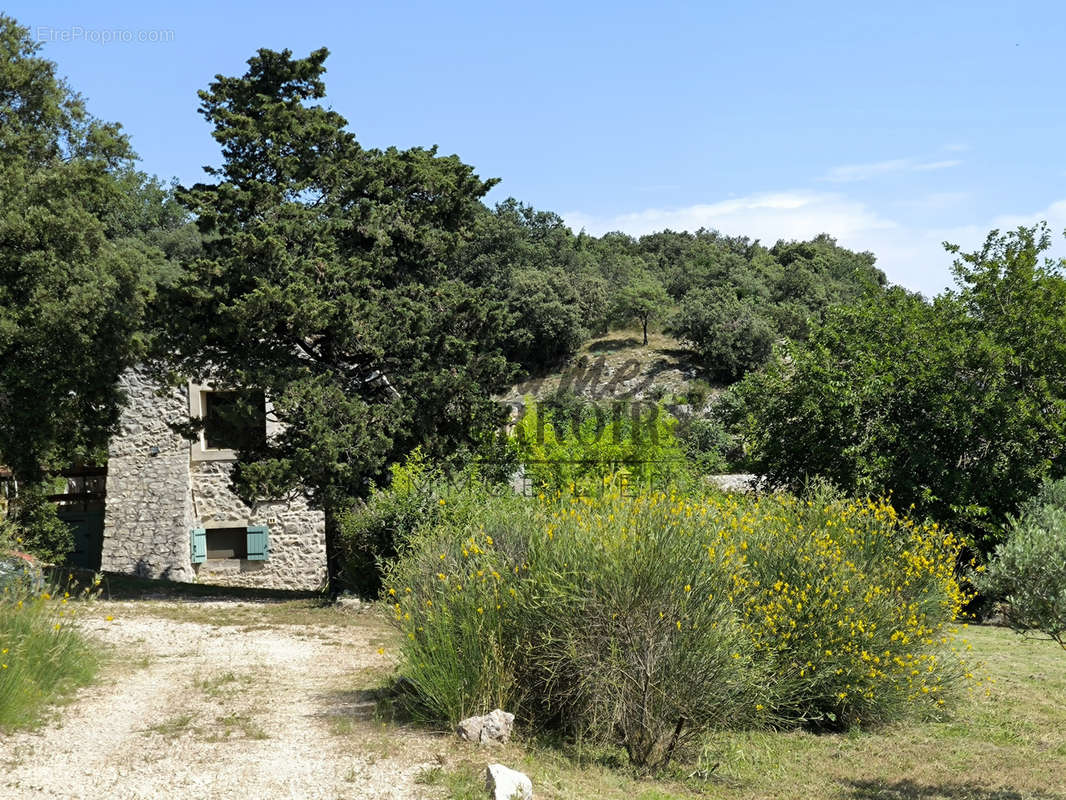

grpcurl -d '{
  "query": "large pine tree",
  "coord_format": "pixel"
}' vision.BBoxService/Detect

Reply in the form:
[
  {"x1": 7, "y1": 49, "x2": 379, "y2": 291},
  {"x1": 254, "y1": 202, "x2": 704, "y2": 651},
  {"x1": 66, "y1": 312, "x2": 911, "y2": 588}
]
[{"x1": 160, "y1": 46, "x2": 514, "y2": 515}]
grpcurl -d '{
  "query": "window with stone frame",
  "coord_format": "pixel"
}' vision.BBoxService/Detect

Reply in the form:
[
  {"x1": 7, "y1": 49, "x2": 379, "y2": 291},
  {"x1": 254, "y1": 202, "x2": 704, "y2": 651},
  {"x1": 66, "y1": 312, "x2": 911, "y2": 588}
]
[{"x1": 199, "y1": 389, "x2": 267, "y2": 453}]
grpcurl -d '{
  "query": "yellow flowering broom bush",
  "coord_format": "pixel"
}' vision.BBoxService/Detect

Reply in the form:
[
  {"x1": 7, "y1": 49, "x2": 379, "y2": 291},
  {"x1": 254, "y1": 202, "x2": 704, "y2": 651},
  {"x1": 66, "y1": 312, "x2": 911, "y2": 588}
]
[
  {"x1": 731, "y1": 484, "x2": 969, "y2": 728},
  {"x1": 385, "y1": 479, "x2": 971, "y2": 768}
]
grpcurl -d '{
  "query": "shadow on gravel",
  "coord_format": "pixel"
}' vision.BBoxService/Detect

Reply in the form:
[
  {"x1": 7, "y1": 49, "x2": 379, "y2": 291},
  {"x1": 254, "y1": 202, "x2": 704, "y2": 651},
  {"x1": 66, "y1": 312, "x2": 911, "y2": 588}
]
[
  {"x1": 844, "y1": 779, "x2": 1064, "y2": 800},
  {"x1": 57, "y1": 566, "x2": 326, "y2": 603},
  {"x1": 320, "y1": 688, "x2": 386, "y2": 723}
]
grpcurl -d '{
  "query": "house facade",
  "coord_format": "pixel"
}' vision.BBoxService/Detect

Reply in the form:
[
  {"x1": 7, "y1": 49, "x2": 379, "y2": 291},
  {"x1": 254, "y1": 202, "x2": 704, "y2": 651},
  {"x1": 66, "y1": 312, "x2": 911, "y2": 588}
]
[{"x1": 99, "y1": 368, "x2": 327, "y2": 590}]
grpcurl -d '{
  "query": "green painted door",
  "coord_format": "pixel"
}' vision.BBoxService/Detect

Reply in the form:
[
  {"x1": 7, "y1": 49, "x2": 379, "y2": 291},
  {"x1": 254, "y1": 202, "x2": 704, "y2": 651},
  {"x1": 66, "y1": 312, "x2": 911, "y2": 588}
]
[{"x1": 58, "y1": 510, "x2": 104, "y2": 570}]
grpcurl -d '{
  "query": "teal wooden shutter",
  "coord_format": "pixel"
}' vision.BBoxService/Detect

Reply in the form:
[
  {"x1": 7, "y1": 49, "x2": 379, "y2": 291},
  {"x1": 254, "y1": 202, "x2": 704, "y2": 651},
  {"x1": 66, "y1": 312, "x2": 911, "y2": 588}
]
[
  {"x1": 190, "y1": 528, "x2": 207, "y2": 564},
  {"x1": 246, "y1": 525, "x2": 269, "y2": 561}
]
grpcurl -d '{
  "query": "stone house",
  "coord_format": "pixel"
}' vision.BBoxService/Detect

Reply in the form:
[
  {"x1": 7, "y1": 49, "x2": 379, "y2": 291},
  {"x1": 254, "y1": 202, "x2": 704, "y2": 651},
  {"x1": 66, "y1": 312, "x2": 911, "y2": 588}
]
[{"x1": 99, "y1": 369, "x2": 327, "y2": 590}]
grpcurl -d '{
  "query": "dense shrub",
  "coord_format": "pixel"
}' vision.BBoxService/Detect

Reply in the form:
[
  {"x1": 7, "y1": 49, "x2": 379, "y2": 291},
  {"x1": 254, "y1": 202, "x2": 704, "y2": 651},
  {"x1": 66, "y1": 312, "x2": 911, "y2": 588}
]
[
  {"x1": 5, "y1": 485, "x2": 74, "y2": 564},
  {"x1": 979, "y1": 478, "x2": 1066, "y2": 650},
  {"x1": 738, "y1": 488, "x2": 968, "y2": 727},
  {"x1": 669, "y1": 288, "x2": 775, "y2": 382},
  {"x1": 336, "y1": 453, "x2": 442, "y2": 596},
  {"x1": 385, "y1": 483, "x2": 970, "y2": 768},
  {"x1": 0, "y1": 525, "x2": 100, "y2": 729},
  {"x1": 336, "y1": 450, "x2": 513, "y2": 596},
  {"x1": 675, "y1": 416, "x2": 734, "y2": 474}
]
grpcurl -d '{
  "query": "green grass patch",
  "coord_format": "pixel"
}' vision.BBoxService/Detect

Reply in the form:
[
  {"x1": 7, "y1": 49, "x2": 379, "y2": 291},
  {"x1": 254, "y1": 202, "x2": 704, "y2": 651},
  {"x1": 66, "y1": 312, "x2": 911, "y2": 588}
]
[
  {"x1": 0, "y1": 578, "x2": 101, "y2": 730},
  {"x1": 147, "y1": 712, "x2": 197, "y2": 737}
]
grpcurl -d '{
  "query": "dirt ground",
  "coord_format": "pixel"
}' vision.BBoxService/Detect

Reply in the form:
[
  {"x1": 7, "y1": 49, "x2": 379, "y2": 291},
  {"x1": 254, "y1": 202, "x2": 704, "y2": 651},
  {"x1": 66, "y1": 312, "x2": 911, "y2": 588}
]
[{"x1": 0, "y1": 599, "x2": 450, "y2": 800}]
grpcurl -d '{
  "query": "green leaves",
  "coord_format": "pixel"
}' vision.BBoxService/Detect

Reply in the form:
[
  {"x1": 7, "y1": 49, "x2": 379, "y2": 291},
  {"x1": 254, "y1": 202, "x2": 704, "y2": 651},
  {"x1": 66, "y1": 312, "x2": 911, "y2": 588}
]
[
  {"x1": 161, "y1": 46, "x2": 514, "y2": 510},
  {"x1": 670, "y1": 287, "x2": 774, "y2": 382},
  {"x1": 613, "y1": 276, "x2": 670, "y2": 345},
  {"x1": 979, "y1": 478, "x2": 1066, "y2": 650},
  {"x1": 726, "y1": 225, "x2": 1066, "y2": 552},
  {"x1": 0, "y1": 16, "x2": 165, "y2": 480}
]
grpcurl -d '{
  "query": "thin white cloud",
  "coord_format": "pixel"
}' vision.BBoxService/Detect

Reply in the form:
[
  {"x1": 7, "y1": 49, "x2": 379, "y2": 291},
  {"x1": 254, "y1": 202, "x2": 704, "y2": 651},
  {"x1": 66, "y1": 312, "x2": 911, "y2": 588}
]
[
  {"x1": 821, "y1": 157, "x2": 962, "y2": 183},
  {"x1": 991, "y1": 199, "x2": 1066, "y2": 234},
  {"x1": 565, "y1": 191, "x2": 896, "y2": 242}
]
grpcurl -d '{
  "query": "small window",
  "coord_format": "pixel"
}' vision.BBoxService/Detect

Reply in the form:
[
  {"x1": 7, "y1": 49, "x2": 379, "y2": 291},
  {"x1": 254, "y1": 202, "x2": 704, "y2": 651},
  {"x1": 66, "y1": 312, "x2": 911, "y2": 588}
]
[
  {"x1": 205, "y1": 528, "x2": 248, "y2": 560},
  {"x1": 202, "y1": 390, "x2": 266, "y2": 452},
  {"x1": 190, "y1": 525, "x2": 270, "y2": 564}
]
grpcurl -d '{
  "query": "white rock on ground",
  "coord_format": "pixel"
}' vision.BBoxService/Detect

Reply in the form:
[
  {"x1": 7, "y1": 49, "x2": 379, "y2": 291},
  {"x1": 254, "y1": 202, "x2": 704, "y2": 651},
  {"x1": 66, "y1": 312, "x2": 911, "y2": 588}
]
[
  {"x1": 456, "y1": 708, "x2": 515, "y2": 745},
  {"x1": 485, "y1": 763, "x2": 533, "y2": 800}
]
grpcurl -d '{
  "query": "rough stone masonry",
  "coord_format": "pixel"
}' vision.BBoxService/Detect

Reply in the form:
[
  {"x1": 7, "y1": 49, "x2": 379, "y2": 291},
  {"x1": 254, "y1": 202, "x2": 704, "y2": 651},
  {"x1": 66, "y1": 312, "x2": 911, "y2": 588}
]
[{"x1": 100, "y1": 368, "x2": 327, "y2": 590}]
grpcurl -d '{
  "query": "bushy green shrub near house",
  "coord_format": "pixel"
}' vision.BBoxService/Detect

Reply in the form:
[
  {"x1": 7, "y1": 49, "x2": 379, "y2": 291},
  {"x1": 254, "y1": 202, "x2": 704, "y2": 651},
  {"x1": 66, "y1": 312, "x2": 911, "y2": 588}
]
[
  {"x1": 385, "y1": 482, "x2": 972, "y2": 769},
  {"x1": 4, "y1": 485, "x2": 74, "y2": 564},
  {"x1": 336, "y1": 450, "x2": 513, "y2": 596}
]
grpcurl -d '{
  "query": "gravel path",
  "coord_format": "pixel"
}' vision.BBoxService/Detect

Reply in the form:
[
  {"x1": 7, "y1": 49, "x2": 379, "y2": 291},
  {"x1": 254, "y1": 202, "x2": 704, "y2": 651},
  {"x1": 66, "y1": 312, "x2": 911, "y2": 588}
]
[{"x1": 0, "y1": 601, "x2": 446, "y2": 800}]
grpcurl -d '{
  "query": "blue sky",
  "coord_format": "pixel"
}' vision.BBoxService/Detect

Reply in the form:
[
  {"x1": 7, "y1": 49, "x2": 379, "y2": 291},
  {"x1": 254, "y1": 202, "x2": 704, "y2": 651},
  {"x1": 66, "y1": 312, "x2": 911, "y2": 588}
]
[{"x1": 10, "y1": 0, "x2": 1066, "y2": 296}]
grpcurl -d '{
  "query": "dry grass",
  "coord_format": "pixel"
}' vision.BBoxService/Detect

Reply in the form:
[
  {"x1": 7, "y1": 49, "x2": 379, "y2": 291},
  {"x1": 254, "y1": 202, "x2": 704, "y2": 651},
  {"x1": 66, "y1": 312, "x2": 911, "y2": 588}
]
[
  {"x1": 403, "y1": 625, "x2": 1066, "y2": 800},
  {"x1": 66, "y1": 583, "x2": 1066, "y2": 799}
]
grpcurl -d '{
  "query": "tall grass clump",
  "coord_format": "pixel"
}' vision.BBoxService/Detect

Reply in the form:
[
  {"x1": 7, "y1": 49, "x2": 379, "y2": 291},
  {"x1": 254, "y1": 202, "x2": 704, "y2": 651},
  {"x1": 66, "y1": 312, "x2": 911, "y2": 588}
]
[
  {"x1": 386, "y1": 480, "x2": 972, "y2": 769},
  {"x1": 0, "y1": 523, "x2": 101, "y2": 729}
]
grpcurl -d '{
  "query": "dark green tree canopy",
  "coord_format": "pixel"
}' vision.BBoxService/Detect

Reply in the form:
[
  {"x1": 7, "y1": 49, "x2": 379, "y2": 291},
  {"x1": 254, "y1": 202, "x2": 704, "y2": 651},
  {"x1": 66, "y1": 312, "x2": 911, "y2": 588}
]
[
  {"x1": 458, "y1": 200, "x2": 591, "y2": 373},
  {"x1": 724, "y1": 224, "x2": 1066, "y2": 551},
  {"x1": 670, "y1": 287, "x2": 774, "y2": 382},
  {"x1": 0, "y1": 15, "x2": 162, "y2": 479},
  {"x1": 159, "y1": 47, "x2": 514, "y2": 509}
]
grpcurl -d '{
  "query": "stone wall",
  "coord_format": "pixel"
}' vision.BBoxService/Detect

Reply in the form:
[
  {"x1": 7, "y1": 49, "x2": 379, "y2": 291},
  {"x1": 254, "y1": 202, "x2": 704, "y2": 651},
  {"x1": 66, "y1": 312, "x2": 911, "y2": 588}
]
[
  {"x1": 101, "y1": 370, "x2": 195, "y2": 581},
  {"x1": 190, "y1": 460, "x2": 327, "y2": 590},
  {"x1": 102, "y1": 368, "x2": 327, "y2": 591}
]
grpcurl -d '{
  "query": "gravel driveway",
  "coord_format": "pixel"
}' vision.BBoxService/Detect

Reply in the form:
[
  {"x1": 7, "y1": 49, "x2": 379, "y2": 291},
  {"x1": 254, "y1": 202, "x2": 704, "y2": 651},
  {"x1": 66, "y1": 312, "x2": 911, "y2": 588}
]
[{"x1": 0, "y1": 599, "x2": 446, "y2": 800}]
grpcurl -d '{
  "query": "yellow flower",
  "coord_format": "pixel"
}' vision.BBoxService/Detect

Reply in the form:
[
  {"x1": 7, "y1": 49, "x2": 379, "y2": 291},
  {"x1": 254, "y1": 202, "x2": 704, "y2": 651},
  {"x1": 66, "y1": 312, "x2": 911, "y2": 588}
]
[{"x1": 377, "y1": 647, "x2": 385, "y2": 655}]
